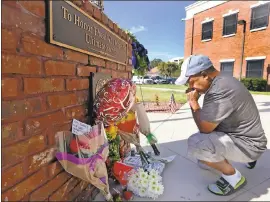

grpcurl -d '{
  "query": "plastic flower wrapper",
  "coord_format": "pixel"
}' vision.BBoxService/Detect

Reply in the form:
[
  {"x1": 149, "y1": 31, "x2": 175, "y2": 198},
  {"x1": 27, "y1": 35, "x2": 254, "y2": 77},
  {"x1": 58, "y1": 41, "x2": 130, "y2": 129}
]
[
  {"x1": 134, "y1": 103, "x2": 160, "y2": 156},
  {"x1": 55, "y1": 121, "x2": 112, "y2": 200}
]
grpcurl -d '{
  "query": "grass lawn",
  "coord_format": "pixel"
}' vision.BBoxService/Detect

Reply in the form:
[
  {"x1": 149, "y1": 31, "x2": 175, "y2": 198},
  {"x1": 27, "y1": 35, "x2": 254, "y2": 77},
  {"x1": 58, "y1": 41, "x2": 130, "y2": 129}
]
[
  {"x1": 141, "y1": 84, "x2": 187, "y2": 90},
  {"x1": 140, "y1": 84, "x2": 270, "y2": 96},
  {"x1": 250, "y1": 91, "x2": 270, "y2": 95},
  {"x1": 136, "y1": 86, "x2": 187, "y2": 103}
]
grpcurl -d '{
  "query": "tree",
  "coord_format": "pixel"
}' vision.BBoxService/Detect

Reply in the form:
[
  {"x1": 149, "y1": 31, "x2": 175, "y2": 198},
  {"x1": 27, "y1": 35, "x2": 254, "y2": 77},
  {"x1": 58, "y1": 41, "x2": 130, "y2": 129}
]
[
  {"x1": 150, "y1": 58, "x2": 163, "y2": 68},
  {"x1": 158, "y1": 61, "x2": 182, "y2": 78},
  {"x1": 157, "y1": 62, "x2": 169, "y2": 77}
]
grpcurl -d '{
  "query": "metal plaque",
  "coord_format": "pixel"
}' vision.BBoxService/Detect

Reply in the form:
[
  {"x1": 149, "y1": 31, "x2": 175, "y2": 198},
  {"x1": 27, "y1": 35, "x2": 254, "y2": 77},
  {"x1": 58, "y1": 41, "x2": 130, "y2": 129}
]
[{"x1": 47, "y1": 1, "x2": 127, "y2": 65}]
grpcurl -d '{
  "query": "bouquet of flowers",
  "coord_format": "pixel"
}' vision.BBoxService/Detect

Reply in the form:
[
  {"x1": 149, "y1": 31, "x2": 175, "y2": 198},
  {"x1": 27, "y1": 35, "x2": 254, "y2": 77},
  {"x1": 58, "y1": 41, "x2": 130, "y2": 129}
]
[{"x1": 127, "y1": 168, "x2": 164, "y2": 199}]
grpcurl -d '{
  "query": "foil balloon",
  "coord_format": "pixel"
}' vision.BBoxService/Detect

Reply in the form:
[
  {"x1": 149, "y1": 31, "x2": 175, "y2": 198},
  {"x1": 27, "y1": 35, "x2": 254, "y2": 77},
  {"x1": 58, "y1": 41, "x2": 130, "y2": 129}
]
[{"x1": 93, "y1": 78, "x2": 136, "y2": 124}]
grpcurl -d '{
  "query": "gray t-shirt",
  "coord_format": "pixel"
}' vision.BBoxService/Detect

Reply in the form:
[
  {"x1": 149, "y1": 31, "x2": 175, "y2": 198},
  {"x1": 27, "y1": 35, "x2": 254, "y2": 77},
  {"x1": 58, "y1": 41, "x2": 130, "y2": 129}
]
[{"x1": 200, "y1": 74, "x2": 267, "y2": 160}]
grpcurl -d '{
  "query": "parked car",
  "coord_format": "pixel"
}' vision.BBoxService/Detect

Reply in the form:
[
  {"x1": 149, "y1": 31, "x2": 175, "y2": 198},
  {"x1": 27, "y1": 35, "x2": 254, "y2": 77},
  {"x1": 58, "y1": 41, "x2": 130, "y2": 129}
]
[
  {"x1": 132, "y1": 76, "x2": 154, "y2": 84},
  {"x1": 166, "y1": 78, "x2": 177, "y2": 84},
  {"x1": 151, "y1": 76, "x2": 167, "y2": 84}
]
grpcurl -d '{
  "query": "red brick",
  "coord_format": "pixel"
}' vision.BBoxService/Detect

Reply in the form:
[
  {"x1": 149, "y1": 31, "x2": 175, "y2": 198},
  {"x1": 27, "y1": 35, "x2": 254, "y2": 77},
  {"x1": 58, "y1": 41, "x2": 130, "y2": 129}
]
[
  {"x1": 1, "y1": 168, "x2": 48, "y2": 201},
  {"x1": 108, "y1": 19, "x2": 114, "y2": 30},
  {"x1": 101, "y1": 13, "x2": 109, "y2": 26},
  {"x1": 77, "y1": 65, "x2": 96, "y2": 76},
  {"x1": 73, "y1": 0, "x2": 83, "y2": 7},
  {"x1": 2, "y1": 97, "x2": 44, "y2": 120},
  {"x1": 2, "y1": 53, "x2": 42, "y2": 75},
  {"x1": 117, "y1": 64, "x2": 126, "y2": 71},
  {"x1": 82, "y1": 1, "x2": 94, "y2": 15},
  {"x1": 2, "y1": 0, "x2": 18, "y2": 7},
  {"x1": 76, "y1": 90, "x2": 89, "y2": 104},
  {"x1": 2, "y1": 4, "x2": 45, "y2": 37},
  {"x1": 122, "y1": 31, "x2": 128, "y2": 41},
  {"x1": 30, "y1": 172, "x2": 71, "y2": 201},
  {"x1": 106, "y1": 61, "x2": 117, "y2": 70},
  {"x1": 22, "y1": 34, "x2": 63, "y2": 59},
  {"x1": 113, "y1": 23, "x2": 119, "y2": 34},
  {"x1": 48, "y1": 162, "x2": 64, "y2": 178},
  {"x1": 47, "y1": 93, "x2": 78, "y2": 109},
  {"x1": 93, "y1": 7, "x2": 101, "y2": 21},
  {"x1": 2, "y1": 163, "x2": 24, "y2": 191},
  {"x1": 48, "y1": 122, "x2": 72, "y2": 145},
  {"x1": 66, "y1": 180, "x2": 87, "y2": 201},
  {"x1": 74, "y1": 184, "x2": 96, "y2": 201},
  {"x1": 2, "y1": 134, "x2": 46, "y2": 167},
  {"x1": 2, "y1": 78, "x2": 18, "y2": 98},
  {"x1": 65, "y1": 105, "x2": 87, "y2": 120},
  {"x1": 49, "y1": 177, "x2": 79, "y2": 201},
  {"x1": 126, "y1": 65, "x2": 133, "y2": 72},
  {"x1": 98, "y1": 68, "x2": 112, "y2": 75},
  {"x1": 18, "y1": 1, "x2": 45, "y2": 17},
  {"x1": 66, "y1": 79, "x2": 89, "y2": 91},
  {"x1": 112, "y1": 70, "x2": 129, "y2": 79},
  {"x1": 25, "y1": 111, "x2": 67, "y2": 135},
  {"x1": 25, "y1": 147, "x2": 57, "y2": 175},
  {"x1": 1, "y1": 122, "x2": 23, "y2": 145},
  {"x1": 1, "y1": 28, "x2": 19, "y2": 52},
  {"x1": 90, "y1": 56, "x2": 105, "y2": 67},
  {"x1": 45, "y1": 60, "x2": 75, "y2": 76},
  {"x1": 64, "y1": 50, "x2": 88, "y2": 64},
  {"x1": 24, "y1": 78, "x2": 64, "y2": 94}
]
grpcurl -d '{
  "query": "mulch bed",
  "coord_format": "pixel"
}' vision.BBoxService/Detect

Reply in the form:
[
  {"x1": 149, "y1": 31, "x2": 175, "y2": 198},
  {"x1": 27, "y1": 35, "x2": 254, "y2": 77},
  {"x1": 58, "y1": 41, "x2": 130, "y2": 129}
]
[{"x1": 142, "y1": 101, "x2": 184, "y2": 113}]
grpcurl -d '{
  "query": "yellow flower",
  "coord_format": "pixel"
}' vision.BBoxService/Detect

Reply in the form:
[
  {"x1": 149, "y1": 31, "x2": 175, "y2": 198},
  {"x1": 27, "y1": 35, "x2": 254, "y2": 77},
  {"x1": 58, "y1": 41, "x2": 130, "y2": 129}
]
[{"x1": 105, "y1": 125, "x2": 118, "y2": 139}]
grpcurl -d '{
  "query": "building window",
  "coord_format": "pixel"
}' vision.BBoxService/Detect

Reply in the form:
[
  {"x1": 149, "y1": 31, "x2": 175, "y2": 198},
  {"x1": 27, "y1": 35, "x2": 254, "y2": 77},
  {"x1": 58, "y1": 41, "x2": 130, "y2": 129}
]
[
  {"x1": 202, "y1": 21, "x2": 213, "y2": 40},
  {"x1": 246, "y1": 60, "x2": 264, "y2": 78},
  {"x1": 220, "y1": 62, "x2": 234, "y2": 76},
  {"x1": 250, "y1": 3, "x2": 270, "y2": 30},
  {"x1": 223, "y1": 14, "x2": 238, "y2": 36}
]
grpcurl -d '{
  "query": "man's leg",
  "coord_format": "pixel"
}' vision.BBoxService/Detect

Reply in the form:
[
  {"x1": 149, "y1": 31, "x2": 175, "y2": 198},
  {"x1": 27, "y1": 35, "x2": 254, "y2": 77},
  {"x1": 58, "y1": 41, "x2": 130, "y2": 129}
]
[
  {"x1": 188, "y1": 132, "x2": 247, "y2": 196},
  {"x1": 199, "y1": 159, "x2": 235, "y2": 175}
]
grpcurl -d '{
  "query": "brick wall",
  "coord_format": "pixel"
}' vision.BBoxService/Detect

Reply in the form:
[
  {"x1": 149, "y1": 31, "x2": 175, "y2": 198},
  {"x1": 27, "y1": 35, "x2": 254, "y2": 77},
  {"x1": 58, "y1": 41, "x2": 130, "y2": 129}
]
[
  {"x1": 184, "y1": 1, "x2": 270, "y2": 80},
  {"x1": 1, "y1": 0, "x2": 132, "y2": 201}
]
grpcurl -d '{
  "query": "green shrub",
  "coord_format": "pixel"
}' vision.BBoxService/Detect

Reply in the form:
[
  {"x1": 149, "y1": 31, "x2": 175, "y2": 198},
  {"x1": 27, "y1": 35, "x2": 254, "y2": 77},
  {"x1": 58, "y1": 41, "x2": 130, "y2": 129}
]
[{"x1": 241, "y1": 78, "x2": 267, "y2": 92}]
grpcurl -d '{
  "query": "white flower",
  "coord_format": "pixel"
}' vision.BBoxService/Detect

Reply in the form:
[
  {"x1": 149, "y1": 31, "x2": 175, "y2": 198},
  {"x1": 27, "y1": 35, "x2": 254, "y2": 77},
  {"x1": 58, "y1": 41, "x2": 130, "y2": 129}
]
[
  {"x1": 155, "y1": 183, "x2": 164, "y2": 195},
  {"x1": 140, "y1": 178, "x2": 149, "y2": 188},
  {"x1": 149, "y1": 170, "x2": 162, "y2": 182},
  {"x1": 138, "y1": 187, "x2": 147, "y2": 197}
]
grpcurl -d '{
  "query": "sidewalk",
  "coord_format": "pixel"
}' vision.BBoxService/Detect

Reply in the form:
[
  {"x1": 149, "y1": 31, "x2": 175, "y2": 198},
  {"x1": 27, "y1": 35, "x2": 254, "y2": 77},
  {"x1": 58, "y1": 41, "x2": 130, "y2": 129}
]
[{"x1": 97, "y1": 95, "x2": 270, "y2": 201}]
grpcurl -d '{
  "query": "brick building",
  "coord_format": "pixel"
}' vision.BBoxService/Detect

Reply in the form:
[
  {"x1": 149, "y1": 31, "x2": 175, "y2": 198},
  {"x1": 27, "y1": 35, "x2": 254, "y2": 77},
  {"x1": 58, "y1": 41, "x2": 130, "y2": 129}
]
[
  {"x1": 1, "y1": 0, "x2": 132, "y2": 201},
  {"x1": 184, "y1": 1, "x2": 270, "y2": 81}
]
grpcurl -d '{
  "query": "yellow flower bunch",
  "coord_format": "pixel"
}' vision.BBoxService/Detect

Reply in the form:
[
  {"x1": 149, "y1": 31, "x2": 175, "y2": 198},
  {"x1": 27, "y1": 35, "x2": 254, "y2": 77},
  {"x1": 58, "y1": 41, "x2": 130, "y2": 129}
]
[
  {"x1": 105, "y1": 125, "x2": 118, "y2": 140},
  {"x1": 117, "y1": 111, "x2": 136, "y2": 125}
]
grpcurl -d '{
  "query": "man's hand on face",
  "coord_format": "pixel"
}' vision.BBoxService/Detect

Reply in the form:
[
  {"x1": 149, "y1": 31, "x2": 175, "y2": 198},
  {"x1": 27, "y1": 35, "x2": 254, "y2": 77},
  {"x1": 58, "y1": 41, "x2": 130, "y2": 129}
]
[{"x1": 186, "y1": 88, "x2": 201, "y2": 111}]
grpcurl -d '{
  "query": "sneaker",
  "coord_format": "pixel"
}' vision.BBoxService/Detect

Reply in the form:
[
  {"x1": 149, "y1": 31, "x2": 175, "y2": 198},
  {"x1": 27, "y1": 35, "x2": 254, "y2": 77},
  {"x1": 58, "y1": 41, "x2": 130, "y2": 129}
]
[
  {"x1": 208, "y1": 176, "x2": 247, "y2": 196},
  {"x1": 246, "y1": 161, "x2": 257, "y2": 169}
]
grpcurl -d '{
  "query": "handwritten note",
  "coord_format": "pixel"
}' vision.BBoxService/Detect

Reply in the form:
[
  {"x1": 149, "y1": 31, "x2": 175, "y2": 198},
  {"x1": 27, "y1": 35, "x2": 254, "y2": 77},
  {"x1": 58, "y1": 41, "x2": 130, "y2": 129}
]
[{"x1": 72, "y1": 119, "x2": 92, "y2": 136}]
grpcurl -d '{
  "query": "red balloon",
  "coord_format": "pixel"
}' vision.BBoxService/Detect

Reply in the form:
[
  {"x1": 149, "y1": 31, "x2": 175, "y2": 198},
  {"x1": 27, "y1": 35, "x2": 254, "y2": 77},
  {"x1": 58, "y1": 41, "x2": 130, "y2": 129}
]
[{"x1": 93, "y1": 78, "x2": 136, "y2": 124}]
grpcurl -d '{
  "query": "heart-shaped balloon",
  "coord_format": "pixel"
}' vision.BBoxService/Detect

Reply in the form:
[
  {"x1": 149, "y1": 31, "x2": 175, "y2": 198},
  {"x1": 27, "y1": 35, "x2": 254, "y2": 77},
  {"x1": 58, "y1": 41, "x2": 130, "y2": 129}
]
[{"x1": 93, "y1": 78, "x2": 136, "y2": 124}]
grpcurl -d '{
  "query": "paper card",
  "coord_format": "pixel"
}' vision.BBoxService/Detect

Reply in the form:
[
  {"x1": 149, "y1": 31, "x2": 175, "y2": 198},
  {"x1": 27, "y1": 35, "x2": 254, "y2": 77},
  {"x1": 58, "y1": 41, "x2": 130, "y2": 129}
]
[{"x1": 72, "y1": 119, "x2": 92, "y2": 136}]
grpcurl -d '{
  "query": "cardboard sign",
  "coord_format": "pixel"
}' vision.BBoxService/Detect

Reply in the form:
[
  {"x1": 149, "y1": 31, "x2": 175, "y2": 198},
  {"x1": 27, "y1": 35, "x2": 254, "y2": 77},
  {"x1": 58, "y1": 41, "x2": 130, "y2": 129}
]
[{"x1": 72, "y1": 119, "x2": 92, "y2": 136}]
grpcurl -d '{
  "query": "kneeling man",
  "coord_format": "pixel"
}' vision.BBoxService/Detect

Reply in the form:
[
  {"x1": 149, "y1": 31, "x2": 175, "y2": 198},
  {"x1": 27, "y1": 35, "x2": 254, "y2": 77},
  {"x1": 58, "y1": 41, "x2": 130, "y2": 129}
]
[{"x1": 175, "y1": 55, "x2": 267, "y2": 196}]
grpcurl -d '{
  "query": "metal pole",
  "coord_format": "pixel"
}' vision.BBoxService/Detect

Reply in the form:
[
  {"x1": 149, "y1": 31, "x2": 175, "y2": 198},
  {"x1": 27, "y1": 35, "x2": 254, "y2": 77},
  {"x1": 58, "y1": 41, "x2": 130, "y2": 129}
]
[{"x1": 239, "y1": 21, "x2": 246, "y2": 81}]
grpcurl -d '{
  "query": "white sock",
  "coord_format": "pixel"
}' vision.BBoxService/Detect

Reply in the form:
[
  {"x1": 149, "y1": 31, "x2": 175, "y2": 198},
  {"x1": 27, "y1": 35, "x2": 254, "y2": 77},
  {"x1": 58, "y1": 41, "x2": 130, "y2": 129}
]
[{"x1": 222, "y1": 169, "x2": 242, "y2": 187}]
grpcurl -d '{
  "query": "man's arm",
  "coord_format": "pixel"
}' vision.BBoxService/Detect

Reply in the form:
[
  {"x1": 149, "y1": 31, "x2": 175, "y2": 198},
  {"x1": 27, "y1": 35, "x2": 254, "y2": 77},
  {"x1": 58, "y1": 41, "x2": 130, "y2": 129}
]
[{"x1": 189, "y1": 101, "x2": 218, "y2": 134}]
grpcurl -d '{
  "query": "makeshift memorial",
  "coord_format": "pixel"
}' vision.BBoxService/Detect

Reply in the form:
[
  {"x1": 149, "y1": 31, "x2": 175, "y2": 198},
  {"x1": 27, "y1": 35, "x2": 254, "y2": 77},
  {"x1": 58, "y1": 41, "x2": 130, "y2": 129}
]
[
  {"x1": 93, "y1": 78, "x2": 160, "y2": 177},
  {"x1": 55, "y1": 120, "x2": 113, "y2": 201}
]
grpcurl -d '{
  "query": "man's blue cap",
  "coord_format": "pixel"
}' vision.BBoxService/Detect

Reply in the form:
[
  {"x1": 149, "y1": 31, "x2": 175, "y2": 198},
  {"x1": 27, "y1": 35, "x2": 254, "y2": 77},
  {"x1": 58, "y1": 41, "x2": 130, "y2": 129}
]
[
  {"x1": 175, "y1": 54, "x2": 213, "y2": 85},
  {"x1": 185, "y1": 55, "x2": 213, "y2": 77}
]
